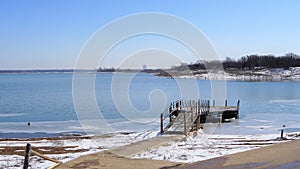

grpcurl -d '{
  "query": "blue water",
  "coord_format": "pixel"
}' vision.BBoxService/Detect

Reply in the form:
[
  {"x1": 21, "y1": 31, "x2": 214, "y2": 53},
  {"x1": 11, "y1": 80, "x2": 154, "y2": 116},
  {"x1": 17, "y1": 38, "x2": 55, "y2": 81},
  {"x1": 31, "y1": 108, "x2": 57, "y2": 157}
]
[
  {"x1": 0, "y1": 73, "x2": 75, "y2": 122},
  {"x1": 0, "y1": 73, "x2": 300, "y2": 137}
]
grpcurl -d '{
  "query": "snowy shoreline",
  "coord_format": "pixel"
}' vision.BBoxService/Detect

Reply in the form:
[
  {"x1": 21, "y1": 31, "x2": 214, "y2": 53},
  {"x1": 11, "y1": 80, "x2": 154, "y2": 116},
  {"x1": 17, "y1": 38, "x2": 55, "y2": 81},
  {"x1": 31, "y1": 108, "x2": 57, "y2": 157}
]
[
  {"x1": 1, "y1": 130, "x2": 299, "y2": 169},
  {"x1": 157, "y1": 67, "x2": 300, "y2": 81},
  {"x1": 0, "y1": 131, "x2": 158, "y2": 169},
  {"x1": 134, "y1": 132, "x2": 300, "y2": 163}
]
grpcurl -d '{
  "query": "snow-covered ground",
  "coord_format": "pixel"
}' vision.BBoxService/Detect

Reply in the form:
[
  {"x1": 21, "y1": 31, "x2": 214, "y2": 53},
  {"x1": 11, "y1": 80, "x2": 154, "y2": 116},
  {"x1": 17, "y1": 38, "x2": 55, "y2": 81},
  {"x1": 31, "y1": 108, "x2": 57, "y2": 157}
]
[
  {"x1": 0, "y1": 131, "x2": 159, "y2": 169},
  {"x1": 134, "y1": 131, "x2": 300, "y2": 163},
  {"x1": 1, "y1": 130, "x2": 299, "y2": 169},
  {"x1": 169, "y1": 67, "x2": 300, "y2": 81}
]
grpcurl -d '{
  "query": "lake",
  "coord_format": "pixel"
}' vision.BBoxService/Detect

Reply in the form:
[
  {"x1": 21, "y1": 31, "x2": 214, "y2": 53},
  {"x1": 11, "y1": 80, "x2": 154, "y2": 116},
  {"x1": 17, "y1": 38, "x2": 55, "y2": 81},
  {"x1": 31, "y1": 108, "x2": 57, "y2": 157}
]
[{"x1": 0, "y1": 73, "x2": 300, "y2": 137}]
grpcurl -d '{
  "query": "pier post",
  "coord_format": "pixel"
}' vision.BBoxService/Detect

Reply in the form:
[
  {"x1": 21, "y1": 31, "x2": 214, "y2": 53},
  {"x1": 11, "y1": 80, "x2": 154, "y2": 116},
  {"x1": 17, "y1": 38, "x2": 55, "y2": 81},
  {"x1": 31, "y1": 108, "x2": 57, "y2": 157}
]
[
  {"x1": 198, "y1": 100, "x2": 200, "y2": 115},
  {"x1": 225, "y1": 99, "x2": 228, "y2": 106},
  {"x1": 200, "y1": 100, "x2": 203, "y2": 115},
  {"x1": 280, "y1": 125, "x2": 286, "y2": 140},
  {"x1": 179, "y1": 100, "x2": 182, "y2": 110},
  {"x1": 208, "y1": 100, "x2": 210, "y2": 113},
  {"x1": 169, "y1": 104, "x2": 172, "y2": 123},
  {"x1": 184, "y1": 112, "x2": 187, "y2": 135},
  {"x1": 213, "y1": 100, "x2": 215, "y2": 107},
  {"x1": 160, "y1": 113, "x2": 164, "y2": 134},
  {"x1": 191, "y1": 106, "x2": 193, "y2": 122},
  {"x1": 196, "y1": 100, "x2": 199, "y2": 114},
  {"x1": 196, "y1": 116, "x2": 200, "y2": 129},
  {"x1": 23, "y1": 143, "x2": 31, "y2": 169},
  {"x1": 236, "y1": 100, "x2": 240, "y2": 119}
]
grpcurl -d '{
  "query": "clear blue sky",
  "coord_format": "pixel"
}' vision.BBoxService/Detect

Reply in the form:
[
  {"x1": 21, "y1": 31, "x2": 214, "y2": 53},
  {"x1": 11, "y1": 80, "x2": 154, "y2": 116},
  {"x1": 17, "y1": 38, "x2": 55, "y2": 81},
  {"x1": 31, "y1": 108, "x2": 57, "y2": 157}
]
[{"x1": 1, "y1": 0, "x2": 300, "y2": 69}]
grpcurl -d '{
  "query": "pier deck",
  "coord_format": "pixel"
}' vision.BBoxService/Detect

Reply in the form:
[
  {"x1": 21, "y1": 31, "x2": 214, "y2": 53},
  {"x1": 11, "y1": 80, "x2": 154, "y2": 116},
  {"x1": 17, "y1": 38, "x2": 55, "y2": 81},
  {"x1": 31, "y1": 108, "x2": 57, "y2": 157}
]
[{"x1": 160, "y1": 100, "x2": 240, "y2": 135}]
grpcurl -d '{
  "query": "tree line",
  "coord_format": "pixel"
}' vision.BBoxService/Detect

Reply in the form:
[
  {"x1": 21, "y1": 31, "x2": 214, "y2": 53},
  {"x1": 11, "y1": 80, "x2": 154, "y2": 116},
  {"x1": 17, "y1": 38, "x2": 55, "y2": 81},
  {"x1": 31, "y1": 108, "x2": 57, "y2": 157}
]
[{"x1": 173, "y1": 53, "x2": 300, "y2": 71}]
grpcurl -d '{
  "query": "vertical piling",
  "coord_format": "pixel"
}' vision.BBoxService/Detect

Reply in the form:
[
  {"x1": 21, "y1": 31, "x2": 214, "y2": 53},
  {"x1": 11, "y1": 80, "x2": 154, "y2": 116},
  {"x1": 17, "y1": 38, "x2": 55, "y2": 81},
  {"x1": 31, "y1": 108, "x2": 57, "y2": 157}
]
[
  {"x1": 208, "y1": 100, "x2": 210, "y2": 113},
  {"x1": 280, "y1": 125, "x2": 285, "y2": 140},
  {"x1": 191, "y1": 106, "x2": 193, "y2": 122},
  {"x1": 169, "y1": 104, "x2": 172, "y2": 123},
  {"x1": 184, "y1": 112, "x2": 187, "y2": 135},
  {"x1": 23, "y1": 143, "x2": 31, "y2": 169},
  {"x1": 160, "y1": 113, "x2": 164, "y2": 134},
  {"x1": 236, "y1": 100, "x2": 240, "y2": 119}
]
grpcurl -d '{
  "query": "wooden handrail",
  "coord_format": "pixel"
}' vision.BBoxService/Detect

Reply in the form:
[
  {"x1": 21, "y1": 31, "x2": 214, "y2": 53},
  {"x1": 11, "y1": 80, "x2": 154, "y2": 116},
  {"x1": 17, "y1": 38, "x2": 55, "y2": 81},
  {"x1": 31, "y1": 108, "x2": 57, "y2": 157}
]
[
  {"x1": 31, "y1": 150, "x2": 61, "y2": 164},
  {"x1": 161, "y1": 99, "x2": 239, "y2": 134},
  {"x1": 160, "y1": 106, "x2": 170, "y2": 133},
  {"x1": 162, "y1": 109, "x2": 178, "y2": 121},
  {"x1": 23, "y1": 143, "x2": 61, "y2": 169}
]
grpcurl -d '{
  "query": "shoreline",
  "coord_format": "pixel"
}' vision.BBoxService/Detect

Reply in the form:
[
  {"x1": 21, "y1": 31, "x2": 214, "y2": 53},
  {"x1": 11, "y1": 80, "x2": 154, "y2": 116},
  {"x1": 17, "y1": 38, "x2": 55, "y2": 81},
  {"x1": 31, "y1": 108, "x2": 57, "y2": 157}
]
[
  {"x1": 155, "y1": 68, "x2": 300, "y2": 81},
  {"x1": 1, "y1": 131, "x2": 299, "y2": 168},
  {"x1": 1, "y1": 68, "x2": 300, "y2": 82}
]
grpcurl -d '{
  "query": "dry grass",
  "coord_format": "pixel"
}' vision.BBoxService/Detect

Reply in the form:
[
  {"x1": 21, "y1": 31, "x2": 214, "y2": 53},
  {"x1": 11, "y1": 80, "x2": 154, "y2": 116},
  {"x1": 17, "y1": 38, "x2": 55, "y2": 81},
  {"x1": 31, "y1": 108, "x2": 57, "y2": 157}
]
[
  {"x1": 0, "y1": 136, "x2": 91, "y2": 142},
  {"x1": 0, "y1": 136, "x2": 93, "y2": 156},
  {"x1": 0, "y1": 146, "x2": 88, "y2": 156}
]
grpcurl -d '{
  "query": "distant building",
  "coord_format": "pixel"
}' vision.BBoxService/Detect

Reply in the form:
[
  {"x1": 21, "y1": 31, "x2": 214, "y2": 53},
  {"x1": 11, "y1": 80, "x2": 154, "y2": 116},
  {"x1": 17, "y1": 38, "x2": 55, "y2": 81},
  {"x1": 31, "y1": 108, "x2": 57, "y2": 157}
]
[{"x1": 142, "y1": 65, "x2": 147, "y2": 70}]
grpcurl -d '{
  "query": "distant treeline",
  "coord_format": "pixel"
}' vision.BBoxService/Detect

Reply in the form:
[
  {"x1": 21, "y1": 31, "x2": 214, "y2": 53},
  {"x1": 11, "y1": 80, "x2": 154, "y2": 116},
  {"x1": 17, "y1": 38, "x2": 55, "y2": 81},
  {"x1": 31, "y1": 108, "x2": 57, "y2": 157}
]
[
  {"x1": 173, "y1": 53, "x2": 300, "y2": 71},
  {"x1": 97, "y1": 67, "x2": 146, "y2": 73},
  {"x1": 0, "y1": 69, "x2": 75, "y2": 74},
  {"x1": 97, "y1": 68, "x2": 116, "y2": 72}
]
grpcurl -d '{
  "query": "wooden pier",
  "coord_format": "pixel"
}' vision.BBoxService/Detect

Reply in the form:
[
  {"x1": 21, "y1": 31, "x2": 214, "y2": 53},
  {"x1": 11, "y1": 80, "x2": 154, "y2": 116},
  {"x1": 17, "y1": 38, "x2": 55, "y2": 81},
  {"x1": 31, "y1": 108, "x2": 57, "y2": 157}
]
[{"x1": 160, "y1": 99, "x2": 240, "y2": 135}]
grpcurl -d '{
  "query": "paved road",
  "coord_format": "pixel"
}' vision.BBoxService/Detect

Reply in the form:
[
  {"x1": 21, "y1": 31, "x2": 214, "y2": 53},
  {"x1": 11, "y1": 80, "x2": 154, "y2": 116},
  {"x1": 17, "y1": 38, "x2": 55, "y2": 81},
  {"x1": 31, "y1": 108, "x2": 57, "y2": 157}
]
[
  {"x1": 57, "y1": 135, "x2": 184, "y2": 169},
  {"x1": 57, "y1": 135, "x2": 300, "y2": 169},
  {"x1": 177, "y1": 139, "x2": 300, "y2": 169}
]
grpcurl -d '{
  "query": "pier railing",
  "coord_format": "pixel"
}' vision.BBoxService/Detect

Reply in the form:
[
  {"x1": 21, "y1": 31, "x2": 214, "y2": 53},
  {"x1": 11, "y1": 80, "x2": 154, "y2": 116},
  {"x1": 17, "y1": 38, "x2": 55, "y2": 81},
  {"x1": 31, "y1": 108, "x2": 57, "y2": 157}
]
[
  {"x1": 160, "y1": 99, "x2": 210, "y2": 134},
  {"x1": 160, "y1": 99, "x2": 240, "y2": 135}
]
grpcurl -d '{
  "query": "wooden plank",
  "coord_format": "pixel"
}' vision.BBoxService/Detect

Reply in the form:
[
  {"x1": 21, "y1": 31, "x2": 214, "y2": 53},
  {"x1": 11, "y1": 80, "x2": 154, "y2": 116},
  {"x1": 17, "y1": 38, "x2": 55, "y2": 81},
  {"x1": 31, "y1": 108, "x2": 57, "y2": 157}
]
[
  {"x1": 31, "y1": 150, "x2": 61, "y2": 164},
  {"x1": 161, "y1": 99, "x2": 240, "y2": 135}
]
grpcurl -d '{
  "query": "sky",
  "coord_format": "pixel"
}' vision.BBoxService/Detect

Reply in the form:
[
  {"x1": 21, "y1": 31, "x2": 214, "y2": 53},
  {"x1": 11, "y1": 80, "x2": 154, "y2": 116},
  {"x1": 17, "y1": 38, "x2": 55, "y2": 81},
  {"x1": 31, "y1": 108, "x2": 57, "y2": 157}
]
[{"x1": 0, "y1": 0, "x2": 300, "y2": 69}]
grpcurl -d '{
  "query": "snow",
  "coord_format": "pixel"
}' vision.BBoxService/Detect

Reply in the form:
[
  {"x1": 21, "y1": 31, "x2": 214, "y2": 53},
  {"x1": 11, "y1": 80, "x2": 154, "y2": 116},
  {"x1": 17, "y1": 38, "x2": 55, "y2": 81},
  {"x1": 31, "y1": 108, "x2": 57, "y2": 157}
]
[
  {"x1": 1, "y1": 130, "x2": 299, "y2": 168},
  {"x1": 133, "y1": 131, "x2": 300, "y2": 163},
  {"x1": 0, "y1": 131, "x2": 159, "y2": 169},
  {"x1": 169, "y1": 67, "x2": 300, "y2": 81}
]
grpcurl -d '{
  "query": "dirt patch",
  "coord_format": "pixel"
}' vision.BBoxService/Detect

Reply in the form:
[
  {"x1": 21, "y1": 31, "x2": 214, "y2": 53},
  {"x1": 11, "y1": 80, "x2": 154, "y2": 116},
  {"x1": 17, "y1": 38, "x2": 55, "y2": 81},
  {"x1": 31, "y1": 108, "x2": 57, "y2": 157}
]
[
  {"x1": 0, "y1": 146, "x2": 88, "y2": 156},
  {"x1": 0, "y1": 136, "x2": 91, "y2": 142}
]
